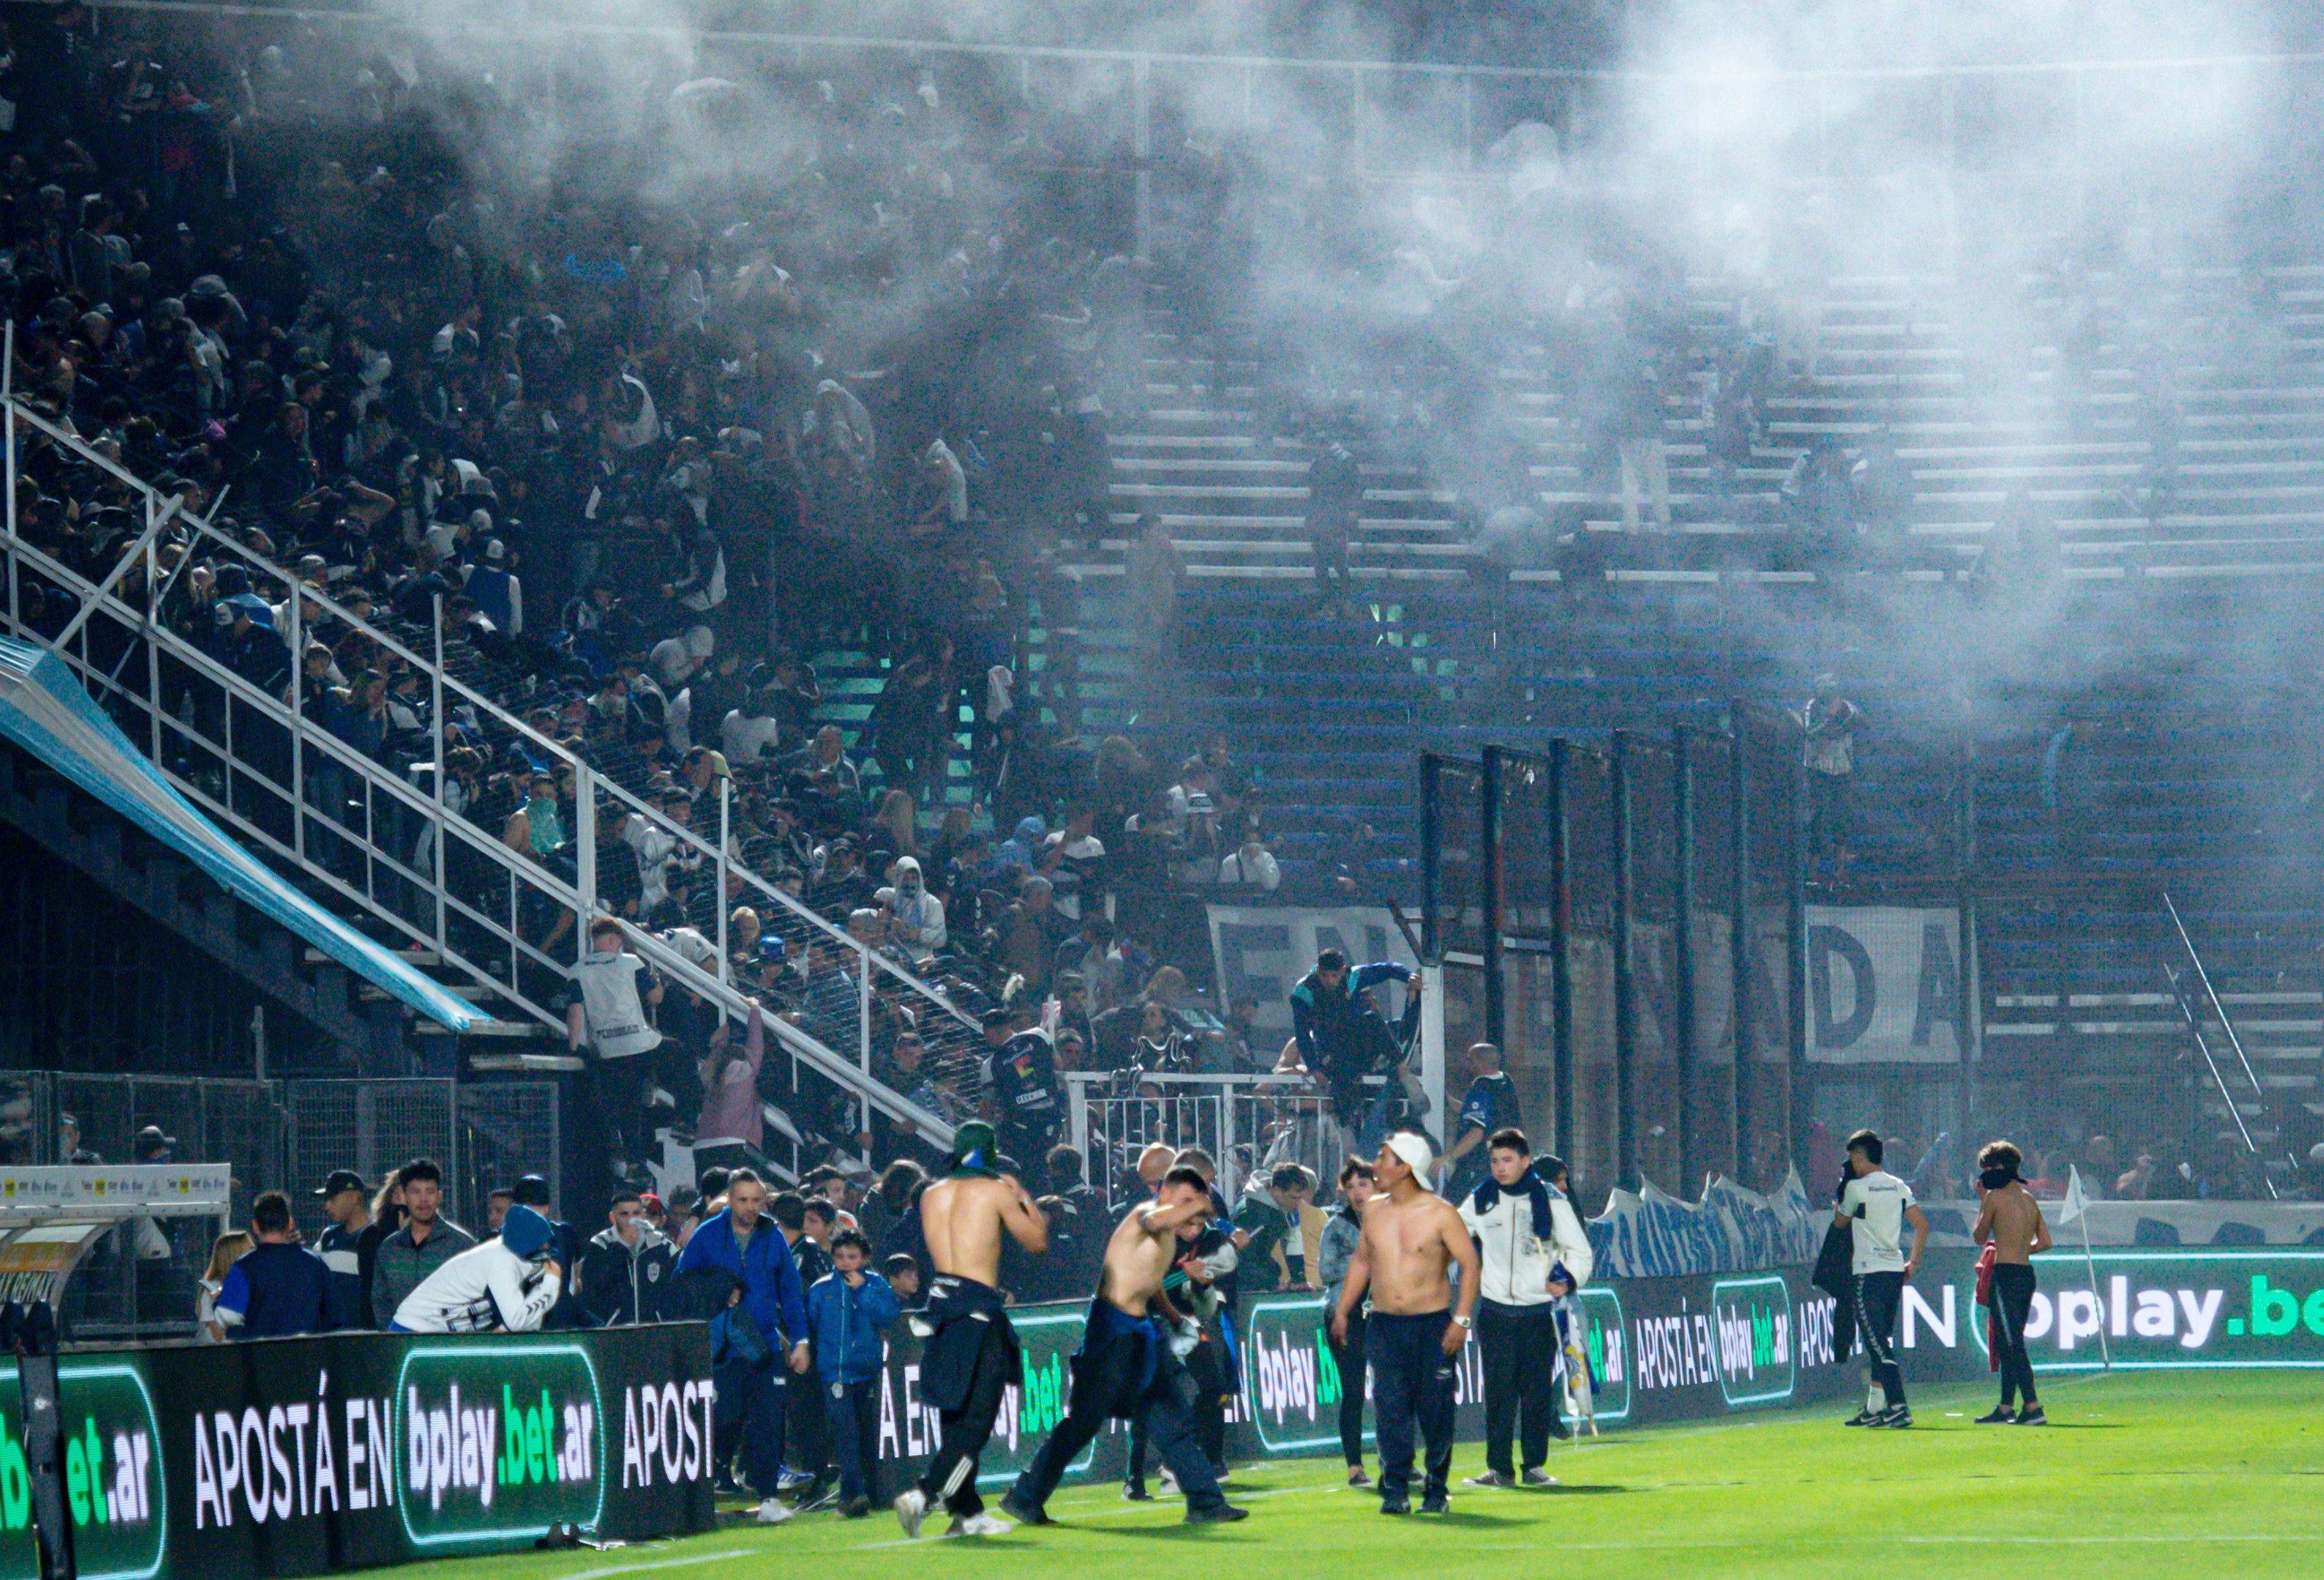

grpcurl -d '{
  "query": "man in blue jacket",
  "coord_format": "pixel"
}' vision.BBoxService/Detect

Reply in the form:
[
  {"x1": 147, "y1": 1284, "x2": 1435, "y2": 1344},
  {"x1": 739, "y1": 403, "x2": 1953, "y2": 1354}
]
[
  {"x1": 806, "y1": 1230, "x2": 901, "y2": 1518},
  {"x1": 676, "y1": 1168, "x2": 811, "y2": 1523}
]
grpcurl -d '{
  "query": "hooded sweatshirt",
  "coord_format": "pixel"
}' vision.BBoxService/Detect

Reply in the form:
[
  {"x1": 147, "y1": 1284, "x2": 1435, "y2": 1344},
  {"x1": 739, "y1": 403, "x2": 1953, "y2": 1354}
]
[{"x1": 391, "y1": 1205, "x2": 564, "y2": 1334}]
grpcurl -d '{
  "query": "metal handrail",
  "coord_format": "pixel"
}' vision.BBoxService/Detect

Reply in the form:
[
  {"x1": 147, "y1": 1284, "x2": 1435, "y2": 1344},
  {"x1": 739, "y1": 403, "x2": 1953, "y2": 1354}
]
[
  {"x1": 1, "y1": 403, "x2": 955, "y2": 1149},
  {"x1": 2161, "y1": 892, "x2": 2270, "y2": 1104},
  {"x1": 2, "y1": 392, "x2": 977, "y2": 1048},
  {"x1": 2159, "y1": 893, "x2": 2280, "y2": 1197},
  {"x1": 2164, "y1": 964, "x2": 2261, "y2": 1155}
]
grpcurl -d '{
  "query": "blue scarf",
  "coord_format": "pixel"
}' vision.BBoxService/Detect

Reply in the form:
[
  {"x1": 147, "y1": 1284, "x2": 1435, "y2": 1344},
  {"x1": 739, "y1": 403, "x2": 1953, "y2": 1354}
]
[{"x1": 1470, "y1": 1171, "x2": 1555, "y2": 1242}]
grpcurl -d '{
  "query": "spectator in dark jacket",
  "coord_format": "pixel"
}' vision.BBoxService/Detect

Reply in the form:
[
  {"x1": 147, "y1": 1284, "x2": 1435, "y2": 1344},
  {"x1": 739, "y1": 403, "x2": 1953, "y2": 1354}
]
[
  {"x1": 578, "y1": 1189, "x2": 680, "y2": 1325},
  {"x1": 674, "y1": 1170, "x2": 808, "y2": 1519},
  {"x1": 370, "y1": 1159, "x2": 475, "y2": 1323},
  {"x1": 216, "y1": 1192, "x2": 340, "y2": 1338}
]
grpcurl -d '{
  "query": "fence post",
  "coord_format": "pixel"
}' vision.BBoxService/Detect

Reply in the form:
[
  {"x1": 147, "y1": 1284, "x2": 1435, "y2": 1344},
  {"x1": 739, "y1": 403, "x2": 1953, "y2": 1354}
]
[
  {"x1": 1546, "y1": 738, "x2": 1574, "y2": 1167},
  {"x1": 5, "y1": 319, "x2": 16, "y2": 629},
  {"x1": 1957, "y1": 725, "x2": 1979, "y2": 1145},
  {"x1": 1419, "y1": 753, "x2": 1442, "y2": 963},
  {"x1": 1672, "y1": 725, "x2": 1698, "y2": 1194},
  {"x1": 431, "y1": 593, "x2": 448, "y2": 953},
  {"x1": 288, "y1": 576, "x2": 304, "y2": 863},
  {"x1": 1480, "y1": 744, "x2": 1504, "y2": 1049},
  {"x1": 1786, "y1": 721, "x2": 1811, "y2": 1174},
  {"x1": 1729, "y1": 701, "x2": 1754, "y2": 1183},
  {"x1": 1610, "y1": 728, "x2": 1637, "y2": 1191},
  {"x1": 575, "y1": 761, "x2": 597, "y2": 960}
]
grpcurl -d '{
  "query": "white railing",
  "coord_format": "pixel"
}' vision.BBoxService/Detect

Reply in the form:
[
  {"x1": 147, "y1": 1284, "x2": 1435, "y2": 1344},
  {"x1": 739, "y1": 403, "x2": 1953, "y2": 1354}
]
[
  {"x1": 1065, "y1": 1068, "x2": 1357, "y2": 1193},
  {"x1": 1, "y1": 382, "x2": 957, "y2": 1159}
]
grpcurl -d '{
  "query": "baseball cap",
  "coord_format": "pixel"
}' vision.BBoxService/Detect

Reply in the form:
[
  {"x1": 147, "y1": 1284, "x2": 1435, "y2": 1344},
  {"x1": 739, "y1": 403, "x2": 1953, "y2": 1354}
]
[
  {"x1": 1384, "y1": 1130, "x2": 1435, "y2": 1179},
  {"x1": 314, "y1": 1169, "x2": 369, "y2": 1198},
  {"x1": 511, "y1": 1174, "x2": 553, "y2": 1208}
]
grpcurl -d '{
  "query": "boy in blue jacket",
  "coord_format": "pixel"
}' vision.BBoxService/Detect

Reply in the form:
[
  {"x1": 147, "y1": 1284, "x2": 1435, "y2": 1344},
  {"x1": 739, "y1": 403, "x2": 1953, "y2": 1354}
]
[{"x1": 806, "y1": 1230, "x2": 901, "y2": 1517}]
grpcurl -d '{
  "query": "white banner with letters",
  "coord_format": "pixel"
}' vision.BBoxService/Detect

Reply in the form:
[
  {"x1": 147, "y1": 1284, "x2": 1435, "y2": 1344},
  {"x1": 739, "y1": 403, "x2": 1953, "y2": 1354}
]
[{"x1": 1804, "y1": 906, "x2": 1977, "y2": 1065}]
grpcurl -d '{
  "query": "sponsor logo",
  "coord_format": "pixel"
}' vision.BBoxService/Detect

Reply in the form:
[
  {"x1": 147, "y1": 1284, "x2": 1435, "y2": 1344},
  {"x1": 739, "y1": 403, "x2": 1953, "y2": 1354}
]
[
  {"x1": 0, "y1": 1362, "x2": 165, "y2": 1580},
  {"x1": 1708, "y1": 1275, "x2": 1795, "y2": 1407},
  {"x1": 1573, "y1": 1287, "x2": 1631, "y2": 1423},
  {"x1": 1944, "y1": 1252, "x2": 2324, "y2": 1371},
  {"x1": 393, "y1": 1343, "x2": 605, "y2": 1547},
  {"x1": 616, "y1": 1380, "x2": 714, "y2": 1493}
]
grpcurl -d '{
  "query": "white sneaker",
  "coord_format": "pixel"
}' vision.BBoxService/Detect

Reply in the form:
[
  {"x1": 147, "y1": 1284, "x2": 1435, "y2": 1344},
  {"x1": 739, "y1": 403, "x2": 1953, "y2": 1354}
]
[
  {"x1": 1522, "y1": 1468, "x2": 1559, "y2": 1487},
  {"x1": 893, "y1": 1489, "x2": 928, "y2": 1538},
  {"x1": 754, "y1": 1497, "x2": 794, "y2": 1525},
  {"x1": 953, "y1": 1513, "x2": 1014, "y2": 1537},
  {"x1": 1158, "y1": 1467, "x2": 1181, "y2": 1497}
]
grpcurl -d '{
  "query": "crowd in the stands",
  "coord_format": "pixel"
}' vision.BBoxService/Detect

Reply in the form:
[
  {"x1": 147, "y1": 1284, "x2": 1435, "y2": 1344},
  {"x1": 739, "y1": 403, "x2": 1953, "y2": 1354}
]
[{"x1": 0, "y1": 4, "x2": 1384, "y2": 1189}]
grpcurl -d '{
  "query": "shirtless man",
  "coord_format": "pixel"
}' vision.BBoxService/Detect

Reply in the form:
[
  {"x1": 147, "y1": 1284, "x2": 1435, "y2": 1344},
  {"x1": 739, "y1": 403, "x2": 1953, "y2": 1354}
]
[
  {"x1": 1000, "y1": 1167, "x2": 1249, "y2": 1528},
  {"x1": 894, "y1": 1121, "x2": 1049, "y2": 1539},
  {"x1": 1330, "y1": 1130, "x2": 1480, "y2": 1515},
  {"x1": 1971, "y1": 1140, "x2": 2053, "y2": 1426}
]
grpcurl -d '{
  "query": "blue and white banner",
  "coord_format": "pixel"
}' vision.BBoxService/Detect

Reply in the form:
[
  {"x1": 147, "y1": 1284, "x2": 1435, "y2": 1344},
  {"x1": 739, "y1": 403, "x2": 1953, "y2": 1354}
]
[{"x1": 1587, "y1": 1167, "x2": 1823, "y2": 1279}]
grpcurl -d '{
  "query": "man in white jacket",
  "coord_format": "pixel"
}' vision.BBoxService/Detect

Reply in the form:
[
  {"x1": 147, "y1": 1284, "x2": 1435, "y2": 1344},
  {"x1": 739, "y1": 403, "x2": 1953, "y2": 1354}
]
[
  {"x1": 1456, "y1": 1127, "x2": 1592, "y2": 1488},
  {"x1": 391, "y1": 1204, "x2": 565, "y2": 1334}
]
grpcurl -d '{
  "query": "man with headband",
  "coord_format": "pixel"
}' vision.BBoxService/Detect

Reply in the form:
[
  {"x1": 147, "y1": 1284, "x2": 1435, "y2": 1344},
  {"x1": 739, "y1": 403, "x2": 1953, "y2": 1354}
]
[
  {"x1": 999, "y1": 1165, "x2": 1249, "y2": 1529},
  {"x1": 1330, "y1": 1129, "x2": 1479, "y2": 1516},
  {"x1": 893, "y1": 1120, "x2": 1049, "y2": 1539}
]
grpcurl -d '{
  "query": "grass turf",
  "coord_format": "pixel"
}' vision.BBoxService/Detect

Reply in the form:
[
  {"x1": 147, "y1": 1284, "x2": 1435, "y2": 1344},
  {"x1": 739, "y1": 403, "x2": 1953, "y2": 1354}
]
[{"x1": 370, "y1": 1371, "x2": 2322, "y2": 1580}]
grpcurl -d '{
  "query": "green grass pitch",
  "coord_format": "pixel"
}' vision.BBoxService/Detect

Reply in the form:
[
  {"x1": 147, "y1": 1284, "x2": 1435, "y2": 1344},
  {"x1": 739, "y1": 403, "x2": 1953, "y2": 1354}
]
[{"x1": 372, "y1": 1371, "x2": 2320, "y2": 1580}]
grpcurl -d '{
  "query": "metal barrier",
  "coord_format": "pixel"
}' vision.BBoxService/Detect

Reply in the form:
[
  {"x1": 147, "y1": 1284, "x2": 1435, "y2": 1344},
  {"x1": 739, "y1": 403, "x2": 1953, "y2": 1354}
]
[
  {"x1": 1, "y1": 383, "x2": 960, "y2": 1169},
  {"x1": 0, "y1": 1069, "x2": 562, "y2": 1338},
  {"x1": 1066, "y1": 1069, "x2": 1354, "y2": 1195}
]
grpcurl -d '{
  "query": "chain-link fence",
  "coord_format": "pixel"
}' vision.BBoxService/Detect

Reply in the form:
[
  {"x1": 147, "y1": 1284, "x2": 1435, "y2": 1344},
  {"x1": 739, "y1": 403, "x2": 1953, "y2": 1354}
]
[{"x1": 0, "y1": 1071, "x2": 560, "y2": 1336}]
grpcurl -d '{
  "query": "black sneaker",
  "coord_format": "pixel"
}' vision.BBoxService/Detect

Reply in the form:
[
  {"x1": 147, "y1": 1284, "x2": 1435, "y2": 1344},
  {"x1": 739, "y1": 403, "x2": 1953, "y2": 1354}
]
[
  {"x1": 1184, "y1": 1503, "x2": 1249, "y2": 1525},
  {"x1": 1419, "y1": 1493, "x2": 1450, "y2": 1515},
  {"x1": 999, "y1": 1493, "x2": 1054, "y2": 1527},
  {"x1": 2011, "y1": 1407, "x2": 2047, "y2": 1426},
  {"x1": 1380, "y1": 1495, "x2": 1412, "y2": 1516},
  {"x1": 1121, "y1": 1481, "x2": 1153, "y2": 1502},
  {"x1": 1974, "y1": 1407, "x2": 2015, "y2": 1424},
  {"x1": 1842, "y1": 1409, "x2": 1881, "y2": 1426},
  {"x1": 1877, "y1": 1406, "x2": 1914, "y2": 1429}
]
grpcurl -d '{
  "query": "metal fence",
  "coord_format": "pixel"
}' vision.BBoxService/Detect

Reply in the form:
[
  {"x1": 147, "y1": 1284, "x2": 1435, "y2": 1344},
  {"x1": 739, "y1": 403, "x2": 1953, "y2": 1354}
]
[
  {"x1": 1422, "y1": 713, "x2": 1809, "y2": 1199},
  {"x1": 0, "y1": 1069, "x2": 559, "y2": 1338},
  {"x1": 1067, "y1": 1071, "x2": 1355, "y2": 1203}
]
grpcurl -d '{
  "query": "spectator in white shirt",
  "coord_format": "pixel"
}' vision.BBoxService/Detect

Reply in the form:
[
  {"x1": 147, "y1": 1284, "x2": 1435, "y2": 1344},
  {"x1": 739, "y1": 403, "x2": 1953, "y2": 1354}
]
[
  {"x1": 722, "y1": 687, "x2": 783, "y2": 766},
  {"x1": 877, "y1": 857, "x2": 948, "y2": 961},
  {"x1": 1217, "y1": 835, "x2": 1281, "y2": 892}
]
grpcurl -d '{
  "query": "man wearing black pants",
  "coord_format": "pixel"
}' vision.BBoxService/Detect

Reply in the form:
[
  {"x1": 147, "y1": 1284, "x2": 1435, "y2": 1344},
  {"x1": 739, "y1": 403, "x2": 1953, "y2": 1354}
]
[
  {"x1": 1318, "y1": 1159, "x2": 1377, "y2": 1485},
  {"x1": 894, "y1": 1124, "x2": 1051, "y2": 1539},
  {"x1": 1835, "y1": 1129, "x2": 1930, "y2": 1429},
  {"x1": 1458, "y1": 1128, "x2": 1594, "y2": 1488},
  {"x1": 1330, "y1": 1131, "x2": 1480, "y2": 1515},
  {"x1": 1972, "y1": 1140, "x2": 2052, "y2": 1426},
  {"x1": 1001, "y1": 1167, "x2": 1246, "y2": 1527}
]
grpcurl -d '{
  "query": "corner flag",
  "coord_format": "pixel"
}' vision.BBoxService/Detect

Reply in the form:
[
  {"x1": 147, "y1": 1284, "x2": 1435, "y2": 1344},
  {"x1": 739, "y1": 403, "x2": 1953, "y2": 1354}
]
[{"x1": 2058, "y1": 1166, "x2": 2088, "y2": 1226}]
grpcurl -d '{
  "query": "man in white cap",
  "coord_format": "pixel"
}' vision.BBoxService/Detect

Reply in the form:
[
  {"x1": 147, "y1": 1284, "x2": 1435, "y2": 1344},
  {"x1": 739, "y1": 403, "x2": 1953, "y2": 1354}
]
[{"x1": 1329, "y1": 1129, "x2": 1479, "y2": 1516}]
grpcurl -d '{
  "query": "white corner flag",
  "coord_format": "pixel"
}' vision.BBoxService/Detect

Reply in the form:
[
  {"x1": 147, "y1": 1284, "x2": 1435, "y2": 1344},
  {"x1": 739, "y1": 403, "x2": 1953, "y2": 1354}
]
[
  {"x1": 2058, "y1": 1166, "x2": 2088, "y2": 1226},
  {"x1": 2060, "y1": 1166, "x2": 2109, "y2": 1369}
]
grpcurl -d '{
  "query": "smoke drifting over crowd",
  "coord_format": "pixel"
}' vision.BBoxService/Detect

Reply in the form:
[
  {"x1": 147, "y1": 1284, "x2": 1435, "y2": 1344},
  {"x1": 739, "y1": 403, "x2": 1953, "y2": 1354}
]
[{"x1": 70, "y1": 0, "x2": 2324, "y2": 735}]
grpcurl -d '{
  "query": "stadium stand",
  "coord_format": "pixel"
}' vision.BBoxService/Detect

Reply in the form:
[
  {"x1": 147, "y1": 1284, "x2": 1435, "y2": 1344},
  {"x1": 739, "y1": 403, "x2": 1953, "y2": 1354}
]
[{"x1": 3, "y1": 0, "x2": 2320, "y2": 1220}]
